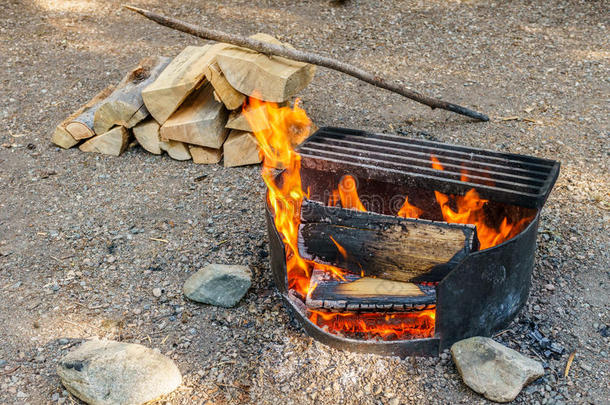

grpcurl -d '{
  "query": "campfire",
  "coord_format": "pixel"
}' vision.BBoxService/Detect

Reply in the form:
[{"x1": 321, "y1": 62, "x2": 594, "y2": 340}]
[{"x1": 246, "y1": 99, "x2": 559, "y2": 356}]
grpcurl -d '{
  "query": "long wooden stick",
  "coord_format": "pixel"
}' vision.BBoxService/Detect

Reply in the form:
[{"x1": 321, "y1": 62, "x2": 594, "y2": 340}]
[{"x1": 124, "y1": 5, "x2": 489, "y2": 122}]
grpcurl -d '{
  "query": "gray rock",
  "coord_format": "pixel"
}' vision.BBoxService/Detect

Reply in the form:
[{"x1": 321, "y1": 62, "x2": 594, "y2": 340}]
[
  {"x1": 57, "y1": 339, "x2": 182, "y2": 405},
  {"x1": 183, "y1": 264, "x2": 251, "y2": 307},
  {"x1": 451, "y1": 336, "x2": 544, "y2": 403}
]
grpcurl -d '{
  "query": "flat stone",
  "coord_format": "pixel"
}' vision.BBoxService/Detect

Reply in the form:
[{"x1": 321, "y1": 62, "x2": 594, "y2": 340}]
[
  {"x1": 57, "y1": 339, "x2": 182, "y2": 405},
  {"x1": 451, "y1": 336, "x2": 544, "y2": 403},
  {"x1": 183, "y1": 263, "x2": 251, "y2": 307}
]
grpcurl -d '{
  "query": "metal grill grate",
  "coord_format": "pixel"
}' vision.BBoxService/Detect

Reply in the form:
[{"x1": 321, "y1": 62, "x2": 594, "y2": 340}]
[{"x1": 297, "y1": 127, "x2": 560, "y2": 209}]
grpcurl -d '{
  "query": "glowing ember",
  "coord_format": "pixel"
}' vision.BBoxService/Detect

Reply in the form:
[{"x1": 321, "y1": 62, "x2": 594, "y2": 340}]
[{"x1": 309, "y1": 309, "x2": 436, "y2": 340}]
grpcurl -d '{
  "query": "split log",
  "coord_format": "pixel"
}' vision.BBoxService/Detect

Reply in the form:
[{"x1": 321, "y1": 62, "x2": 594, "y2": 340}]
[
  {"x1": 189, "y1": 145, "x2": 222, "y2": 164},
  {"x1": 298, "y1": 199, "x2": 477, "y2": 282},
  {"x1": 124, "y1": 6, "x2": 490, "y2": 122},
  {"x1": 204, "y1": 61, "x2": 246, "y2": 110},
  {"x1": 223, "y1": 130, "x2": 261, "y2": 167},
  {"x1": 93, "y1": 56, "x2": 171, "y2": 135},
  {"x1": 225, "y1": 109, "x2": 258, "y2": 132},
  {"x1": 306, "y1": 268, "x2": 436, "y2": 311},
  {"x1": 52, "y1": 85, "x2": 115, "y2": 148},
  {"x1": 142, "y1": 44, "x2": 229, "y2": 124},
  {"x1": 159, "y1": 140, "x2": 191, "y2": 161},
  {"x1": 64, "y1": 85, "x2": 116, "y2": 140},
  {"x1": 159, "y1": 82, "x2": 229, "y2": 148},
  {"x1": 216, "y1": 33, "x2": 315, "y2": 103},
  {"x1": 133, "y1": 119, "x2": 162, "y2": 155},
  {"x1": 79, "y1": 126, "x2": 130, "y2": 156}
]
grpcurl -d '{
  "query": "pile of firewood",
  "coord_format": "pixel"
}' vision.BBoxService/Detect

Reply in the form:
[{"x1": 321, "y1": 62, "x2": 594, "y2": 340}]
[{"x1": 52, "y1": 33, "x2": 315, "y2": 167}]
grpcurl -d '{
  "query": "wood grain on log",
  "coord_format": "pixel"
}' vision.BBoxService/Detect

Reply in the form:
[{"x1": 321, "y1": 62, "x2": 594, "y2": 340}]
[
  {"x1": 160, "y1": 82, "x2": 228, "y2": 148},
  {"x1": 79, "y1": 126, "x2": 130, "y2": 156},
  {"x1": 142, "y1": 44, "x2": 228, "y2": 124},
  {"x1": 223, "y1": 130, "x2": 261, "y2": 167},
  {"x1": 133, "y1": 119, "x2": 162, "y2": 155},
  {"x1": 299, "y1": 199, "x2": 476, "y2": 282},
  {"x1": 204, "y1": 61, "x2": 246, "y2": 110},
  {"x1": 65, "y1": 85, "x2": 116, "y2": 140},
  {"x1": 52, "y1": 85, "x2": 115, "y2": 148},
  {"x1": 94, "y1": 56, "x2": 171, "y2": 135},
  {"x1": 306, "y1": 268, "x2": 436, "y2": 311},
  {"x1": 159, "y1": 139, "x2": 191, "y2": 161},
  {"x1": 216, "y1": 33, "x2": 315, "y2": 103},
  {"x1": 189, "y1": 144, "x2": 222, "y2": 164}
]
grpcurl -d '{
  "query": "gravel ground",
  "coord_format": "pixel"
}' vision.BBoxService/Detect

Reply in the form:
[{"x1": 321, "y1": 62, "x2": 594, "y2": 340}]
[{"x1": 1, "y1": 0, "x2": 608, "y2": 404}]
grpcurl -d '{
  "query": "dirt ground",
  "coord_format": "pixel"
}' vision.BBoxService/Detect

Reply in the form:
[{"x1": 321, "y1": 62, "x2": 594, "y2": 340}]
[{"x1": 0, "y1": 0, "x2": 608, "y2": 404}]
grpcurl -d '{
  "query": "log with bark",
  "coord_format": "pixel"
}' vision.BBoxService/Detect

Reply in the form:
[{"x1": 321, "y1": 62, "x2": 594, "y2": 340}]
[
  {"x1": 52, "y1": 85, "x2": 115, "y2": 148},
  {"x1": 124, "y1": 5, "x2": 490, "y2": 122},
  {"x1": 306, "y1": 268, "x2": 436, "y2": 311},
  {"x1": 93, "y1": 56, "x2": 171, "y2": 135},
  {"x1": 298, "y1": 199, "x2": 477, "y2": 282}
]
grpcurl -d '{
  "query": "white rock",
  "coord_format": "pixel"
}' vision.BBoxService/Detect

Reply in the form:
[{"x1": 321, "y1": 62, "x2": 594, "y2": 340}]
[{"x1": 57, "y1": 340, "x2": 182, "y2": 405}]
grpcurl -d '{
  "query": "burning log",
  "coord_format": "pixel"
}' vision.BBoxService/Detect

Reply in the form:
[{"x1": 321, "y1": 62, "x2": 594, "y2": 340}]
[
  {"x1": 93, "y1": 56, "x2": 171, "y2": 135},
  {"x1": 159, "y1": 82, "x2": 229, "y2": 148},
  {"x1": 124, "y1": 5, "x2": 490, "y2": 122},
  {"x1": 299, "y1": 199, "x2": 477, "y2": 283},
  {"x1": 141, "y1": 44, "x2": 227, "y2": 124},
  {"x1": 306, "y1": 268, "x2": 436, "y2": 311},
  {"x1": 79, "y1": 126, "x2": 130, "y2": 156}
]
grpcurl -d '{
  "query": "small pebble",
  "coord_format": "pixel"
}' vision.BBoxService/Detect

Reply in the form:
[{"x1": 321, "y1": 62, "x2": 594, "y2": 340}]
[{"x1": 152, "y1": 288, "x2": 162, "y2": 297}]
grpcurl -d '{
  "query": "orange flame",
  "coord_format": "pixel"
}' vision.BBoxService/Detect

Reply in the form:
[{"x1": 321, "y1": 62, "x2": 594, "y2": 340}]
[
  {"x1": 397, "y1": 196, "x2": 424, "y2": 219},
  {"x1": 329, "y1": 235, "x2": 348, "y2": 261},
  {"x1": 309, "y1": 309, "x2": 436, "y2": 340},
  {"x1": 431, "y1": 155, "x2": 444, "y2": 171},
  {"x1": 430, "y1": 156, "x2": 533, "y2": 249},
  {"x1": 338, "y1": 175, "x2": 367, "y2": 211}
]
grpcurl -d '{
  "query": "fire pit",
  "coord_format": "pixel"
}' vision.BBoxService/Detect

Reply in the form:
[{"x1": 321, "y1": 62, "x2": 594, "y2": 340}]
[{"x1": 249, "y1": 101, "x2": 559, "y2": 357}]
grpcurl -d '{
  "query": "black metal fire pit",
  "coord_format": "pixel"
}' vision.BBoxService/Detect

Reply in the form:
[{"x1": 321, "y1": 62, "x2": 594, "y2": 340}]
[{"x1": 265, "y1": 127, "x2": 560, "y2": 357}]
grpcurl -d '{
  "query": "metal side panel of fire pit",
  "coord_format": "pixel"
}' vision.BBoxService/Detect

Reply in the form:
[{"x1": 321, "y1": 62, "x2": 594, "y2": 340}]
[
  {"x1": 265, "y1": 206, "x2": 441, "y2": 357},
  {"x1": 436, "y1": 213, "x2": 540, "y2": 350}
]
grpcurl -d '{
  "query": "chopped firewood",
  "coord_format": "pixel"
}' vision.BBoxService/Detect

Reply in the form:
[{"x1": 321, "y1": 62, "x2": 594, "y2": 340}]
[
  {"x1": 93, "y1": 56, "x2": 171, "y2": 135},
  {"x1": 52, "y1": 85, "x2": 116, "y2": 148},
  {"x1": 225, "y1": 108, "x2": 263, "y2": 132},
  {"x1": 64, "y1": 85, "x2": 116, "y2": 140},
  {"x1": 160, "y1": 82, "x2": 228, "y2": 148},
  {"x1": 142, "y1": 44, "x2": 229, "y2": 124},
  {"x1": 298, "y1": 199, "x2": 477, "y2": 283},
  {"x1": 189, "y1": 145, "x2": 222, "y2": 164},
  {"x1": 216, "y1": 33, "x2": 316, "y2": 102},
  {"x1": 79, "y1": 126, "x2": 130, "y2": 156},
  {"x1": 223, "y1": 130, "x2": 261, "y2": 167},
  {"x1": 306, "y1": 268, "x2": 436, "y2": 311},
  {"x1": 133, "y1": 119, "x2": 162, "y2": 155},
  {"x1": 51, "y1": 126, "x2": 78, "y2": 149},
  {"x1": 159, "y1": 140, "x2": 191, "y2": 161},
  {"x1": 204, "y1": 61, "x2": 246, "y2": 110}
]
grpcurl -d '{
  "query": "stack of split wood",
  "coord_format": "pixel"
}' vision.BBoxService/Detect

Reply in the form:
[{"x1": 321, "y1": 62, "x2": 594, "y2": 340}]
[{"x1": 52, "y1": 33, "x2": 316, "y2": 167}]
